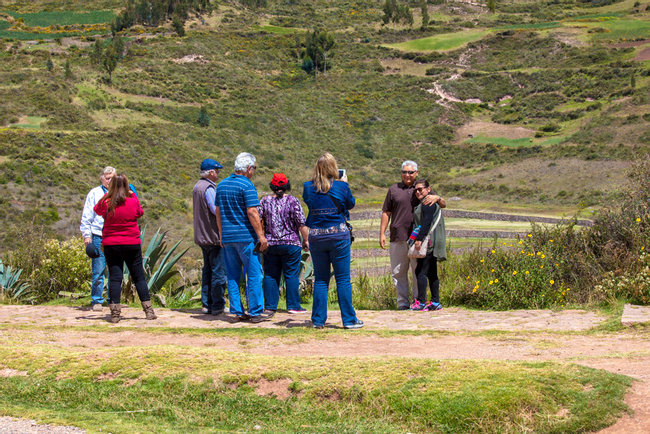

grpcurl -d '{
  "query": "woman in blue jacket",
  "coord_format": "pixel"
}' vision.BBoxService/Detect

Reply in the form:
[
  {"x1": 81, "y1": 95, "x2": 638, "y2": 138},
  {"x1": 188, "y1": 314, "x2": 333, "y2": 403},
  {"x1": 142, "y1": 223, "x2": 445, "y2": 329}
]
[{"x1": 303, "y1": 153, "x2": 363, "y2": 330}]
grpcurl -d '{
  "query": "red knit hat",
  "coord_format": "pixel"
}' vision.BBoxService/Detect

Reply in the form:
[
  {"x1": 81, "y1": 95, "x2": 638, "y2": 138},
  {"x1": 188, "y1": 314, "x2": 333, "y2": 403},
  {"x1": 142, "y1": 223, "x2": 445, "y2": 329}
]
[{"x1": 271, "y1": 173, "x2": 288, "y2": 187}]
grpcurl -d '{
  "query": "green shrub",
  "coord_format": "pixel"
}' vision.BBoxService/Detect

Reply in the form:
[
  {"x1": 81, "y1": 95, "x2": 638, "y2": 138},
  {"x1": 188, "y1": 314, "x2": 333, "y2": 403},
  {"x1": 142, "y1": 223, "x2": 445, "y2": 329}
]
[
  {"x1": 352, "y1": 273, "x2": 396, "y2": 310},
  {"x1": 27, "y1": 237, "x2": 90, "y2": 302}
]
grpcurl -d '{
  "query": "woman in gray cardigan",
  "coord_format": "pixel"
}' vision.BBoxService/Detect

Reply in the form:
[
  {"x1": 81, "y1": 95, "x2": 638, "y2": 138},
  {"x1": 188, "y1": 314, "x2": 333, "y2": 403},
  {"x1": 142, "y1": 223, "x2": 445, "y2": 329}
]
[{"x1": 411, "y1": 179, "x2": 446, "y2": 311}]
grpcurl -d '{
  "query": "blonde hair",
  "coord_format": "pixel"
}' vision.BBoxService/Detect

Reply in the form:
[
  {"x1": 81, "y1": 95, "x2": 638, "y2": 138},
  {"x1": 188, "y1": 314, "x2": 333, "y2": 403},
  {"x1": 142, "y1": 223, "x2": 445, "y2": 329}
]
[{"x1": 311, "y1": 152, "x2": 339, "y2": 193}]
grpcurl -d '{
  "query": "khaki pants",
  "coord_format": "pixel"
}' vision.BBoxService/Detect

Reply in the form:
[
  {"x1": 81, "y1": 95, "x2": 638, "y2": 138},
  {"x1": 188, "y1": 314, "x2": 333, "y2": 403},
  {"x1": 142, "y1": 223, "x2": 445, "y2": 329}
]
[{"x1": 389, "y1": 241, "x2": 418, "y2": 309}]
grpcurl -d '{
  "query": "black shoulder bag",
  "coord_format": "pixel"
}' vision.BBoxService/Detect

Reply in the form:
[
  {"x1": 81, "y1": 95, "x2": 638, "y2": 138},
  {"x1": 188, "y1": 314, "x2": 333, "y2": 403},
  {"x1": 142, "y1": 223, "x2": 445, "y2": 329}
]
[{"x1": 326, "y1": 191, "x2": 355, "y2": 243}]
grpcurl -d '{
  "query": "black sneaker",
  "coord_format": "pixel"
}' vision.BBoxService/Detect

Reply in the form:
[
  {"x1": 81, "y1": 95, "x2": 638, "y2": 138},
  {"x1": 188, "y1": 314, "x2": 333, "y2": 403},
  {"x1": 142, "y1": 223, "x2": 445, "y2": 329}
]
[
  {"x1": 249, "y1": 315, "x2": 266, "y2": 323},
  {"x1": 398, "y1": 306, "x2": 410, "y2": 311},
  {"x1": 236, "y1": 313, "x2": 251, "y2": 321},
  {"x1": 263, "y1": 309, "x2": 276, "y2": 318},
  {"x1": 343, "y1": 320, "x2": 364, "y2": 330}
]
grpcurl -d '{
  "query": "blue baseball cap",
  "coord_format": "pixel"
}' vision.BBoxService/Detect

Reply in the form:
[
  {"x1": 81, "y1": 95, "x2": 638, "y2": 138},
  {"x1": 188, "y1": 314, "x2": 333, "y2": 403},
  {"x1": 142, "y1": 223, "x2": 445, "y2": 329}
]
[{"x1": 200, "y1": 158, "x2": 223, "y2": 171}]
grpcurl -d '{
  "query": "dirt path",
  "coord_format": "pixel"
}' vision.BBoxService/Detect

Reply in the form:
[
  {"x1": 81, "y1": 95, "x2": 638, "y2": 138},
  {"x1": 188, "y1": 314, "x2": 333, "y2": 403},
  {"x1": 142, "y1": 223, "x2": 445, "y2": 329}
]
[{"x1": 0, "y1": 305, "x2": 649, "y2": 433}]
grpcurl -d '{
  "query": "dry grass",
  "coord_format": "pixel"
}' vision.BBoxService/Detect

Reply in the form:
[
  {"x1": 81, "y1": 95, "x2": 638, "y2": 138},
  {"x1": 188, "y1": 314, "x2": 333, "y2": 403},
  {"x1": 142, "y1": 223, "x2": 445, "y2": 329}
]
[{"x1": 453, "y1": 157, "x2": 630, "y2": 198}]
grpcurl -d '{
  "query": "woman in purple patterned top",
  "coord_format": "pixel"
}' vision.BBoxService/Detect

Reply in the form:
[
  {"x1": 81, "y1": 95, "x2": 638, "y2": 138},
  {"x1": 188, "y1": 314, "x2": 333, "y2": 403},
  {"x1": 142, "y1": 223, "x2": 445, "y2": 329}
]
[{"x1": 258, "y1": 173, "x2": 310, "y2": 315}]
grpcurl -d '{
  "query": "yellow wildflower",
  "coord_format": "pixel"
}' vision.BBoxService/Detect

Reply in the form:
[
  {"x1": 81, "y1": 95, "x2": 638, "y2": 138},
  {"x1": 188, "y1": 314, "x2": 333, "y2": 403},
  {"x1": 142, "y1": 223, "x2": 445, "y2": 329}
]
[
  {"x1": 550, "y1": 280, "x2": 555, "y2": 285},
  {"x1": 513, "y1": 270, "x2": 517, "y2": 275}
]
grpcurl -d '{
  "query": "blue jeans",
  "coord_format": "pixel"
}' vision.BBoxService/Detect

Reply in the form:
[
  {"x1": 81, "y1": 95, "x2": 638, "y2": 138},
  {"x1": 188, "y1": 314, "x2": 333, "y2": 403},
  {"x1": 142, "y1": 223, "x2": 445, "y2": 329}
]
[
  {"x1": 263, "y1": 244, "x2": 303, "y2": 311},
  {"x1": 222, "y1": 242, "x2": 264, "y2": 317},
  {"x1": 200, "y1": 244, "x2": 227, "y2": 312},
  {"x1": 91, "y1": 234, "x2": 106, "y2": 306},
  {"x1": 310, "y1": 238, "x2": 357, "y2": 327}
]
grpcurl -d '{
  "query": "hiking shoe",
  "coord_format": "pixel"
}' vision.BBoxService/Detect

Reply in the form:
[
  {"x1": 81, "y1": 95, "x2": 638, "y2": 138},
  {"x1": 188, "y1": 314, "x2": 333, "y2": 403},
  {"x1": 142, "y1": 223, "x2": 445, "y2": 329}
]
[
  {"x1": 312, "y1": 323, "x2": 324, "y2": 329},
  {"x1": 91, "y1": 304, "x2": 103, "y2": 312},
  {"x1": 287, "y1": 308, "x2": 307, "y2": 314},
  {"x1": 398, "y1": 305, "x2": 410, "y2": 311},
  {"x1": 263, "y1": 309, "x2": 276, "y2": 318},
  {"x1": 201, "y1": 307, "x2": 210, "y2": 314},
  {"x1": 410, "y1": 301, "x2": 425, "y2": 311},
  {"x1": 211, "y1": 309, "x2": 224, "y2": 316},
  {"x1": 249, "y1": 315, "x2": 267, "y2": 323},
  {"x1": 235, "y1": 313, "x2": 251, "y2": 321},
  {"x1": 343, "y1": 320, "x2": 364, "y2": 330}
]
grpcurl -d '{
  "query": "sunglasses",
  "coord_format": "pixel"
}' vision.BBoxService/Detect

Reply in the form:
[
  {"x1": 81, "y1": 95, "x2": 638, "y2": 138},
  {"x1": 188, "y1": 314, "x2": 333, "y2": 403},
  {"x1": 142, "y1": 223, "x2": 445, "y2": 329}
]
[
  {"x1": 401, "y1": 170, "x2": 416, "y2": 175},
  {"x1": 251, "y1": 165, "x2": 257, "y2": 170}
]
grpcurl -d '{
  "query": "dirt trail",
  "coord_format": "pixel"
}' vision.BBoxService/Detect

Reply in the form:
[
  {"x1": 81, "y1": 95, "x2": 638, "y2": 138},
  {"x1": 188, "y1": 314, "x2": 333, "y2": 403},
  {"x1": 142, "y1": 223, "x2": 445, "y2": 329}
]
[{"x1": 0, "y1": 305, "x2": 649, "y2": 433}]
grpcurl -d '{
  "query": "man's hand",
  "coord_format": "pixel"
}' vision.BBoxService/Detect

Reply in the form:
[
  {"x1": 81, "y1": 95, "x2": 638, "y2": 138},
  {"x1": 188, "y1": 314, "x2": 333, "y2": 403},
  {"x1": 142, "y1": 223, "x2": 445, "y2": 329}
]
[
  {"x1": 422, "y1": 195, "x2": 439, "y2": 206},
  {"x1": 414, "y1": 240, "x2": 422, "y2": 250},
  {"x1": 379, "y1": 211, "x2": 391, "y2": 250},
  {"x1": 84, "y1": 237, "x2": 92, "y2": 246},
  {"x1": 258, "y1": 235, "x2": 269, "y2": 253},
  {"x1": 379, "y1": 233, "x2": 387, "y2": 250}
]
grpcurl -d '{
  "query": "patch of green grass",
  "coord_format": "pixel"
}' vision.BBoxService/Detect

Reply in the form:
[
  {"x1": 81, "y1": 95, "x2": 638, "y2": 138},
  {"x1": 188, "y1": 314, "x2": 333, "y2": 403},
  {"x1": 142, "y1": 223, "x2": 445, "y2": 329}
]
[
  {"x1": 3, "y1": 10, "x2": 115, "y2": 27},
  {"x1": 585, "y1": 18, "x2": 650, "y2": 41},
  {"x1": 498, "y1": 22, "x2": 562, "y2": 30},
  {"x1": 464, "y1": 135, "x2": 535, "y2": 147},
  {"x1": 8, "y1": 116, "x2": 47, "y2": 129},
  {"x1": 254, "y1": 25, "x2": 302, "y2": 35},
  {"x1": 384, "y1": 29, "x2": 490, "y2": 52},
  {"x1": 0, "y1": 344, "x2": 632, "y2": 433}
]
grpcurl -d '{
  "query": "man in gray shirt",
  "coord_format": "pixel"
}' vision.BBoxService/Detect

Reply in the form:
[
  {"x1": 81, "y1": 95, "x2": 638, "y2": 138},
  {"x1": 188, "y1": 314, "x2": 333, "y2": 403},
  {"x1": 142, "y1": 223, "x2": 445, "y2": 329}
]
[{"x1": 192, "y1": 158, "x2": 227, "y2": 315}]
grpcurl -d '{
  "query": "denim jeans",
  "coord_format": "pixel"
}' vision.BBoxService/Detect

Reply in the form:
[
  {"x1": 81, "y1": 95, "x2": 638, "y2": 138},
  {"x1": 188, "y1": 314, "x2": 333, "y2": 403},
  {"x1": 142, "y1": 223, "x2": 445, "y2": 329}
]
[
  {"x1": 222, "y1": 242, "x2": 264, "y2": 317},
  {"x1": 90, "y1": 234, "x2": 107, "y2": 306},
  {"x1": 103, "y1": 244, "x2": 151, "y2": 305},
  {"x1": 263, "y1": 244, "x2": 303, "y2": 311},
  {"x1": 200, "y1": 244, "x2": 227, "y2": 312},
  {"x1": 310, "y1": 237, "x2": 357, "y2": 327}
]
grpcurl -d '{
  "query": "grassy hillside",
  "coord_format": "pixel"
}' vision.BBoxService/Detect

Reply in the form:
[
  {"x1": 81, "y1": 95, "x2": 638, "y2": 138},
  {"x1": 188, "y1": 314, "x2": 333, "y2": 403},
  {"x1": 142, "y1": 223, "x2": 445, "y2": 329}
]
[{"x1": 0, "y1": 0, "x2": 648, "y2": 252}]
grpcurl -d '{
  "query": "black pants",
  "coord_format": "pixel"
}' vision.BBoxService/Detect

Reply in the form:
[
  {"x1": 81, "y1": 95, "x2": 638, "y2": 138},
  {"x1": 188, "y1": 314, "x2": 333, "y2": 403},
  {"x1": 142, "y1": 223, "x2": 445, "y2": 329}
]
[
  {"x1": 414, "y1": 252, "x2": 439, "y2": 304},
  {"x1": 103, "y1": 244, "x2": 151, "y2": 304}
]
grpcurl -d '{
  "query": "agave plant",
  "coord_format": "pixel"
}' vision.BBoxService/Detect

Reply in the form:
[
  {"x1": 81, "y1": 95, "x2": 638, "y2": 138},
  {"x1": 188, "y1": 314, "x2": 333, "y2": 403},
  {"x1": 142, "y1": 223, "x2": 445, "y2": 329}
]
[
  {"x1": 0, "y1": 258, "x2": 31, "y2": 302},
  {"x1": 119, "y1": 227, "x2": 189, "y2": 303}
]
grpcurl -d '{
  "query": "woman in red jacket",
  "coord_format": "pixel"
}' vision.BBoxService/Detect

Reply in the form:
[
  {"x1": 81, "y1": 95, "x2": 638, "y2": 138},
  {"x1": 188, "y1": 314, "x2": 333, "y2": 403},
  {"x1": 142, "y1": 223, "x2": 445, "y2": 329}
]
[{"x1": 94, "y1": 173, "x2": 157, "y2": 323}]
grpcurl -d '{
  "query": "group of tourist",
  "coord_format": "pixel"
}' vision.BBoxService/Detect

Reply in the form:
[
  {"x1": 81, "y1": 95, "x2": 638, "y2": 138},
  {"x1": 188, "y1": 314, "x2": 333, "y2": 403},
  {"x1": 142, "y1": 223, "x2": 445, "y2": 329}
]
[{"x1": 80, "y1": 153, "x2": 446, "y2": 329}]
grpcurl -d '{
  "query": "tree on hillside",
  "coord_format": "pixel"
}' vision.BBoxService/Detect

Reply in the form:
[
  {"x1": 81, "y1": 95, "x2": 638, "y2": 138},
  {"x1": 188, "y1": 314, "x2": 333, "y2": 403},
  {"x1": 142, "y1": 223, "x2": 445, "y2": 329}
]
[
  {"x1": 64, "y1": 59, "x2": 73, "y2": 79},
  {"x1": 113, "y1": 0, "x2": 212, "y2": 33},
  {"x1": 381, "y1": 0, "x2": 414, "y2": 28},
  {"x1": 172, "y1": 14, "x2": 185, "y2": 37},
  {"x1": 46, "y1": 58, "x2": 54, "y2": 73},
  {"x1": 91, "y1": 38, "x2": 103, "y2": 67},
  {"x1": 102, "y1": 46, "x2": 118, "y2": 84},
  {"x1": 305, "y1": 28, "x2": 335, "y2": 76},
  {"x1": 197, "y1": 106, "x2": 211, "y2": 127},
  {"x1": 421, "y1": 1, "x2": 429, "y2": 28},
  {"x1": 112, "y1": 34, "x2": 125, "y2": 59},
  {"x1": 487, "y1": 0, "x2": 496, "y2": 13}
]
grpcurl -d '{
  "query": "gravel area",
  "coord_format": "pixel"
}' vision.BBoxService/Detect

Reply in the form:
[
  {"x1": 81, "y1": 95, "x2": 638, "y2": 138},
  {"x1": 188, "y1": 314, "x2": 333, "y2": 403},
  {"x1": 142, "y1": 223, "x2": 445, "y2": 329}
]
[{"x1": 0, "y1": 417, "x2": 85, "y2": 434}]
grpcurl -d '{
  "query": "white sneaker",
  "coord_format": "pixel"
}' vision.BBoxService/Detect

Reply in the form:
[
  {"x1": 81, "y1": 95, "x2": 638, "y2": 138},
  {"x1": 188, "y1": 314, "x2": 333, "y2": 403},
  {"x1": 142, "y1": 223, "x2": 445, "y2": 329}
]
[{"x1": 92, "y1": 304, "x2": 103, "y2": 312}]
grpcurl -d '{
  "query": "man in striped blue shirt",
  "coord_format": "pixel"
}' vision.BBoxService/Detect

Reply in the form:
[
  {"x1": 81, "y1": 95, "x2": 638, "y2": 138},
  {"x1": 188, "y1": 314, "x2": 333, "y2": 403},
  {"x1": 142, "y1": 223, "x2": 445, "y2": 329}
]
[{"x1": 215, "y1": 152, "x2": 268, "y2": 323}]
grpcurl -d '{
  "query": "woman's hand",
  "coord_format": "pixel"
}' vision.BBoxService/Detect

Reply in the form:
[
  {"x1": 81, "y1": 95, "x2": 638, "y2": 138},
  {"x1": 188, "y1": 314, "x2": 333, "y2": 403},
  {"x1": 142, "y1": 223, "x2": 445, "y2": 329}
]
[
  {"x1": 302, "y1": 240, "x2": 310, "y2": 251},
  {"x1": 414, "y1": 240, "x2": 422, "y2": 250}
]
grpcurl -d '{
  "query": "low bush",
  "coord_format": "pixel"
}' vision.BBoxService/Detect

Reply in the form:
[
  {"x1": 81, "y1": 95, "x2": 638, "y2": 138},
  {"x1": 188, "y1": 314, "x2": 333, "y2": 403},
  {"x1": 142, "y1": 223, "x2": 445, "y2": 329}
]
[
  {"x1": 445, "y1": 154, "x2": 650, "y2": 309},
  {"x1": 11, "y1": 236, "x2": 90, "y2": 303}
]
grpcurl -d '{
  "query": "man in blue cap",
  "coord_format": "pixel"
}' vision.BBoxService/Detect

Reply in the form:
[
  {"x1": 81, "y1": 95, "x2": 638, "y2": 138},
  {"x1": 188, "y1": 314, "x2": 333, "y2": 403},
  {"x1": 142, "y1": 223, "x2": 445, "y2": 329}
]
[{"x1": 192, "y1": 158, "x2": 227, "y2": 315}]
